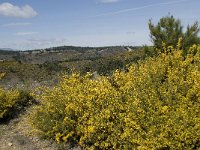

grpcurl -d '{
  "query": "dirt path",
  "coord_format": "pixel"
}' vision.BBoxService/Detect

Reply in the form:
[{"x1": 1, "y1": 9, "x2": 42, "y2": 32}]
[{"x1": 0, "y1": 108, "x2": 81, "y2": 150}]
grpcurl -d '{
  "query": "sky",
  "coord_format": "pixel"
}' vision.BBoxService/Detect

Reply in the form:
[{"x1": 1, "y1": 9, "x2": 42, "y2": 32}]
[{"x1": 0, "y1": 0, "x2": 199, "y2": 50}]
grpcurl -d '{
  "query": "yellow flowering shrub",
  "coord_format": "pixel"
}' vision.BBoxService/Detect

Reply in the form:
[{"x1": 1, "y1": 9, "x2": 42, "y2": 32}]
[
  {"x1": 0, "y1": 88, "x2": 19, "y2": 118},
  {"x1": 31, "y1": 43, "x2": 200, "y2": 149},
  {"x1": 0, "y1": 72, "x2": 6, "y2": 79},
  {"x1": 0, "y1": 72, "x2": 34, "y2": 120}
]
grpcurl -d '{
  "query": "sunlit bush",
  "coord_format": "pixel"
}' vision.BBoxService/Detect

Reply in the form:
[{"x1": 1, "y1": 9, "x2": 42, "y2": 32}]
[
  {"x1": 0, "y1": 73, "x2": 34, "y2": 120},
  {"x1": 31, "y1": 42, "x2": 200, "y2": 149},
  {"x1": 0, "y1": 89, "x2": 34, "y2": 120}
]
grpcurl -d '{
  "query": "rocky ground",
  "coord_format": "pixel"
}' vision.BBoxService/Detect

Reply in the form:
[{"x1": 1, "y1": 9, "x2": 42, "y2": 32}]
[{"x1": 0, "y1": 107, "x2": 82, "y2": 150}]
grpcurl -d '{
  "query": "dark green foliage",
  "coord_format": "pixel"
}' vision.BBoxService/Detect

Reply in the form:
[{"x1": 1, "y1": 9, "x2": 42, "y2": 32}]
[
  {"x1": 183, "y1": 22, "x2": 200, "y2": 50},
  {"x1": 143, "y1": 45, "x2": 155, "y2": 57},
  {"x1": 61, "y1": 49, "x2": 146, "y2": 75},
  {"x1": 149, "y1": 15, "x2": 200, "y2": 53},
  {"x1": 40, "y1": 61, "x2": 63, "y2": 72}
]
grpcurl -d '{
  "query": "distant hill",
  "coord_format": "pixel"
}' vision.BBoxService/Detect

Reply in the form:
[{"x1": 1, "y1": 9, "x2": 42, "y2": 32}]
[
  {"x1": 0, "y1": 45, "x2": 141, "y2": 64},
  {"x1": 0, "y1": 45, "x2": 145, "y2": 88},
  {"x1": 0, "y1": 50, "x2": 20, "y2": 61},
  {"x1": 0, "y1": 48, "x2": 15, "y2": 51}
]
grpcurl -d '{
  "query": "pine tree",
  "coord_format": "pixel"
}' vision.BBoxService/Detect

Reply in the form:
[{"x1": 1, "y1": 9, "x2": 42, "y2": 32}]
[{"x1": 149, "y1": 15, "x2": 200, "y2": 53}]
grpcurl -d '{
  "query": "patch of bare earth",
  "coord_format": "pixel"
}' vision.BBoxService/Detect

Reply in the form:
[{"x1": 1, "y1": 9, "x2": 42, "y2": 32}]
[{"x1": 0, "y1": 107, "x2": 82, "y2": 150}]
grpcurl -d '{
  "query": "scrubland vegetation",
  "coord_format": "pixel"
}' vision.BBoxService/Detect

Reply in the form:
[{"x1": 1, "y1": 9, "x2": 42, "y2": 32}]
[
  {"x1": 30, "y1": 40, "x2": 200, "y2": 149},
  {"x1": 0, "y1": 15, "x2": 200, "y2": 149},
  {"x1": 0, "y1": 73, "x2": 34, "y2": 121}
]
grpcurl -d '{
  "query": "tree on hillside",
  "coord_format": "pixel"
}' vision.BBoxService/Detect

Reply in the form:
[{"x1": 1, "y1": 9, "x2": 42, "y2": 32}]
[{"x1": 148, "y1": 15, "x2": 200, "y2": 53}]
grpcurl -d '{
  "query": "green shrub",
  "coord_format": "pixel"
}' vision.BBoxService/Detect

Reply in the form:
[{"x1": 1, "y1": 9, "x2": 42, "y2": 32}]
[
  {"x1": 31, "y1": 43, "x2": 200, "y2": 149},
  {"x1": 0, "y1": 89, "x2": 34, "y2": 121}
]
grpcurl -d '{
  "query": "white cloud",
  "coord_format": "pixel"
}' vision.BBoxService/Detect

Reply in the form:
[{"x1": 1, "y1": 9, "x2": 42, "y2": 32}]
[
  {"x1": 15, "y1": 32, "x2": 38, "y2": 36},
  {"x1": 0, "y1": 38, "x2": 68, "y2": 50},
  {"x1": 2, "y1": 22, "x2": 31, "y2": 27},
  {"x1": 99, "y1": 0, "x2": 120, "y2": 3},
  {"x1": 0, "y1": 3, "x2": 37, "y2": 18}
]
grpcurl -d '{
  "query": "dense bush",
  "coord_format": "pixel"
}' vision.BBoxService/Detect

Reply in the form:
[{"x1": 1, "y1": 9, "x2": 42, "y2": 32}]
[
  {"x1": 31, "y1": 42, "x2": 200, "y2": 149},
  {"x1": 0, "y1": 89, "x2": 34, "y2": 121},
  {"x1": 0, "y1": 73, "x2": 34, "y2": 121}
]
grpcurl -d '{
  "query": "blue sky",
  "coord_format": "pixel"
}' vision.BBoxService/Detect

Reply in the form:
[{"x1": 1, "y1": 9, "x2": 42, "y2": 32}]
[{"x1": 0, "y1": 0, "x2": 199, "y2": 50}]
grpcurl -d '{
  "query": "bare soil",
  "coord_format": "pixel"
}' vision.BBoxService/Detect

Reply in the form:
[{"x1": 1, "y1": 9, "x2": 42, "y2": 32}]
[{"x1": 0, "y1": 108, "x2": 81, "y2": 150}]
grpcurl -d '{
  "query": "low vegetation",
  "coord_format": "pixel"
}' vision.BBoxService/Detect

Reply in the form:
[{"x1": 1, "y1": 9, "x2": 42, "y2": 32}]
[
  {"x1": 0, "y1": 73, "x2": 34, "y2": 121},
  {"x1": 0, "y1": 89, "x2": 34, "y2": 121},
  {"x1": 1, "y1": 15, "x2": 200, "y2": 149},
  {"x1": 31, "y1": 41, "x2": 200, "y2": 149}
]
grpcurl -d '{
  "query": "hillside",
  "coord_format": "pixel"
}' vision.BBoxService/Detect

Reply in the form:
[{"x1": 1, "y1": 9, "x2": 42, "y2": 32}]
[
  {"x1": 0, "y1": 46, "x2": 138, "y2": 64},
  {"x1": 0, "y1": 46, "x2": 144, "y2": 88}
]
